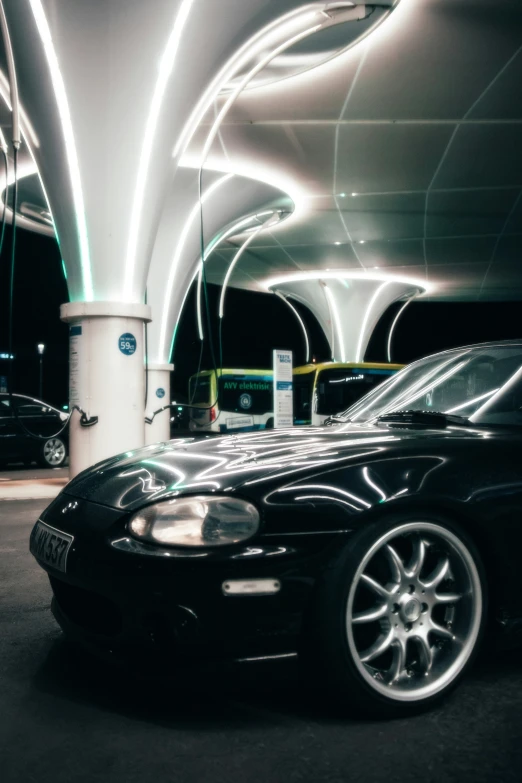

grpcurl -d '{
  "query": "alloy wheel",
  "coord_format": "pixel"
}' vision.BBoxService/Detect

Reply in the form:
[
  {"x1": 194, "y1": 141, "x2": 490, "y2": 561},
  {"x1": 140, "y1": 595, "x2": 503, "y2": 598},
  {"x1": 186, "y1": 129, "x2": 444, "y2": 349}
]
[
  {"x1": 346, "y1": 521, "x2": 482, "y2": 702},
  {"x1": 43, "y1": 438, "x2": 66, "y2": 467}
]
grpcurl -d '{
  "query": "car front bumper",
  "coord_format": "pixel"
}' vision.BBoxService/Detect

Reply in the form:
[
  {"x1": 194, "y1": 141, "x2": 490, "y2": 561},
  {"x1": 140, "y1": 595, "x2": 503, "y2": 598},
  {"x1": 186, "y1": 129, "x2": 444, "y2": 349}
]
[{"x1": 31, "y1": 494, "x2": 342, "y2": 667}]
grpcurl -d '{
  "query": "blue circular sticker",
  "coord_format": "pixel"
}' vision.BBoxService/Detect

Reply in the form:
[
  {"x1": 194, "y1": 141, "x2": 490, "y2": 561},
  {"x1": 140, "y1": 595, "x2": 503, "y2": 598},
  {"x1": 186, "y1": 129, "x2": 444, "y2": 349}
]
[
  {"x1": 239, "y1": 393, "x2": 252, "y2": 410},
  {"x1": 118, "y1": 333, "x2": 136, "y2": 356},
  {"x1": 156, "y1": 387, "x2": 165, "y2": 399}
]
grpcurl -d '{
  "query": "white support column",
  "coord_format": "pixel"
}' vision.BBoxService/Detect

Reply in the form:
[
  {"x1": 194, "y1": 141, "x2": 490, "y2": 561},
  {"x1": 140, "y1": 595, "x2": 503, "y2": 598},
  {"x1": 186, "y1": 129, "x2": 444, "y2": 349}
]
[
  {"x1": 60, "y1": 301, "x2": 151, "y2": 477},
  {"x1": 269, "y1": 274, "x2": 425, "y2": 363},
  {"x1": 145, "y1": 362, "x2": 174, "y2": 445}
]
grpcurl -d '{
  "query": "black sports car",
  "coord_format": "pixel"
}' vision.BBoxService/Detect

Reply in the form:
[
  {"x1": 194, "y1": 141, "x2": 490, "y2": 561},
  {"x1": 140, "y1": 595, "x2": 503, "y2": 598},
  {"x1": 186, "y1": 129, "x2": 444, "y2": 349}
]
[
  {"x1": 0, "y1": 393, "x2": 69, "y2": 467},
  {"x1": 30, "y1": 341, "x2": 522, "y2": 717}
]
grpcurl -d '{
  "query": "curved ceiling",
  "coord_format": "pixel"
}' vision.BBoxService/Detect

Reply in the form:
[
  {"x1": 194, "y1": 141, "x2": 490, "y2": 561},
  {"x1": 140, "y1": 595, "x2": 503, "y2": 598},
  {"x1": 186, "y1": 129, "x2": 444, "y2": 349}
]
[
  {"x1": 1, "y1": 0, "x2": 521, "y2": 313},
  {"x1": 184, "y1": 0, "x2": 522, "y2": 303}
]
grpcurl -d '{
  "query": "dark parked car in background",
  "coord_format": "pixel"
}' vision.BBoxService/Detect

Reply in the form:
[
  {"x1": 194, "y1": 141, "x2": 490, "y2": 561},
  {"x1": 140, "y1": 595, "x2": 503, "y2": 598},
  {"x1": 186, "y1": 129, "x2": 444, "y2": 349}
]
[
  {"x1": 0, "y1": 393, "x2": 68, "y2": 467},
  {"x1": 30, "y1": 341, "x2": 522, "y2": 716}
]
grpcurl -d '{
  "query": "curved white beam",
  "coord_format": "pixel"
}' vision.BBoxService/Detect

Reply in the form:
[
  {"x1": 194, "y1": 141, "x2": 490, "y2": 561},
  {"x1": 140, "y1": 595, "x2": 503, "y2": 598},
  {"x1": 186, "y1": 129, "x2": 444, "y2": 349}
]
[
  {"x1": 219, "y1": 222, "x2": 265, "y2": 319},
  {"x1": 275, "y1": 292, "x2": 310, "y2": 363},
  {"x1": 28, "y1": 0, "x2": 93, "y2": 300},
  {"x1": 355, "y1": 281, "x2": 390, "y2": 363},
  {"x1": 387, "y1": 297, "x2": 415, "y2": 362},
  {"x1": 157, "y1": 172, "x2": 233, "y2": 358},
  {"x1": 124, "y1": 0, "x2": 194, "y2": 300}
]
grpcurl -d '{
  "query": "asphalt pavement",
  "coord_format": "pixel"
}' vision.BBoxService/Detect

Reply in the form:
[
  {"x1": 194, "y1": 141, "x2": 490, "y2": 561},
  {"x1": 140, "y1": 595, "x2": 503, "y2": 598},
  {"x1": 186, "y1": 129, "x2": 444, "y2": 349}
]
[{"x1": 1, "y1": 498, "x2": 522, "y2": 783}]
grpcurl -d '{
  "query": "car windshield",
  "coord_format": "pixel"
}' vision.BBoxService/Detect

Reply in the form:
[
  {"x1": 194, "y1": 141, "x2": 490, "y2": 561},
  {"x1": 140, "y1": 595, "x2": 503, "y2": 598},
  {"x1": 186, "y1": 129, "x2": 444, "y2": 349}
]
[{"x1": 338, "y1": 344, "x2": 522, "y2": 426}]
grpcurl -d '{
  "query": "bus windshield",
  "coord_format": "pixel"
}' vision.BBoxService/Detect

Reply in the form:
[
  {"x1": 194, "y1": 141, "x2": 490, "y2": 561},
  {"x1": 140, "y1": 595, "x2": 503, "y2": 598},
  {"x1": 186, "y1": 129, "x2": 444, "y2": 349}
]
[{"x1": 317, "y1": 367, "x2": 398, "y2": 416}]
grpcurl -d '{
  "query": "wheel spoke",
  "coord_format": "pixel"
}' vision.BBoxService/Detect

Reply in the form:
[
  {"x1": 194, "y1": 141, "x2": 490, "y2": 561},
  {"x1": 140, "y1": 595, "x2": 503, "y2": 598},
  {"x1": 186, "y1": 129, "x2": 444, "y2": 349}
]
[
  {"x1": 414, "y1": 635, "x2": 433, "y2": 674},
  {"x1": 352, "y1": 604, "x2": 388, "y2": 624},
  {"x1": 430, "y1": 620, "x2": 454, "y2": 641},
  {"x1": 407, "y1": 536, "x2": 427, "y2": 577},
  {"x1": 434, "y1": 591, "x2": 462, "y2": 605},
  {"x1": 360, "y1": 573, "x2": 391, "y2": 599},
  {"x1": 360, "y1": 628, "x2": 395, "y2": 663},
  {"x1": 422, "y1": 556, "x2": 450, "y2": 590},
  {"x1": 387, "y1": 639, "x2": 406, "y2": 684},
  {"x1": 383, "y1": 544, "x2": 404, "y2": 583}
]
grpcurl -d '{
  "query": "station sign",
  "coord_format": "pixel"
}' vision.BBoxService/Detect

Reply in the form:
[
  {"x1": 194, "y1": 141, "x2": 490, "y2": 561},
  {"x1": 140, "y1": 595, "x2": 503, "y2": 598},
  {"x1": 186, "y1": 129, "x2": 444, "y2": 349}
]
[{"x1": 273, "y1": 349, "x2": 293, "y2": 428}]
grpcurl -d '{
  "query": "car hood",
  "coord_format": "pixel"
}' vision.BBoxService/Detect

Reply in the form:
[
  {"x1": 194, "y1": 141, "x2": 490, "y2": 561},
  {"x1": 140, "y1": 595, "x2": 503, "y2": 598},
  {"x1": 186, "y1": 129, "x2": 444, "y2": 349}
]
[{"x1": 63, "y1": 423, "x2": 488, "y2": 512}]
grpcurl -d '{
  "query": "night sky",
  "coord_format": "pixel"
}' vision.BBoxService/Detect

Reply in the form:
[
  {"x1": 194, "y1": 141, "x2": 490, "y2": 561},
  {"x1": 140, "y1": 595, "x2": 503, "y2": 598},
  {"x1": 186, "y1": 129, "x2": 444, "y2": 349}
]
[{"x1": 2, "y1": 225, "x2": 522, "y2": 408}]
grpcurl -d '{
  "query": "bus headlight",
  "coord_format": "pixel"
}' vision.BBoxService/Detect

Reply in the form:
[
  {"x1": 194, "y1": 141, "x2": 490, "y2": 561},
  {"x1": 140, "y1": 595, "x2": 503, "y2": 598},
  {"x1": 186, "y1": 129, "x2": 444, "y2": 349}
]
[{"x1": 128, "y1": 496, "x2": 260, "y2": 547}]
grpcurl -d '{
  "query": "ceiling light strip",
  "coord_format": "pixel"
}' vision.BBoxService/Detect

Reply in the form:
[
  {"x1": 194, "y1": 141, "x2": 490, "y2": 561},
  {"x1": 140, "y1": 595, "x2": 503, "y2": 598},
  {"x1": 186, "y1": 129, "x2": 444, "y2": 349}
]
[
  {"x1": 124, "y1": 0, "x2": 194, "y2": 301},
  {"x1": 29, "y1": 0, "x2": 93, "y2": 301}
]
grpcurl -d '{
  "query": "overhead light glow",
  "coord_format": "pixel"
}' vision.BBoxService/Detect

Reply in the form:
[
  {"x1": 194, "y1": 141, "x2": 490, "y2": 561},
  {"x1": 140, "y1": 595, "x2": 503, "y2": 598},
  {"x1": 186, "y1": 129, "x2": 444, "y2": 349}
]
[
  {"x1": 124, "y1": 0, "x2": 194, "y2": 301},
  {"x1": 263, "y1": 270, "x2": 432, "y2": 293},
  {"x1": 334, "y1": 241, "x2": 342, "y2": 245},
  {"x1": 29, "y1": 0, "x2": 93, "y2": 300}
]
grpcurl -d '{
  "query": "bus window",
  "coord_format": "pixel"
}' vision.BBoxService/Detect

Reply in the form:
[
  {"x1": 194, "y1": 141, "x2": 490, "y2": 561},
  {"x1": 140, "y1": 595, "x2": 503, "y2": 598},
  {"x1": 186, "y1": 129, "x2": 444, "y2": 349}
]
[
  {"x1": 317, "y1": 368, "x2": 396, "y2": 416},
  {"x1": 189, "y1": 376, "x2": 211, "y2": 405}
]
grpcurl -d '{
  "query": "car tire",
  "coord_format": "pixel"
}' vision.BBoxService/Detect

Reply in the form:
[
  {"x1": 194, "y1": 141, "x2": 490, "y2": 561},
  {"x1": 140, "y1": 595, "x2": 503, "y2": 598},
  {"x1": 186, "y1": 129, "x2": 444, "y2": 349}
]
[
  {"x1": 40, "y1": 436, "x2": 67, "y2": 468},
  {"x1": 302, "y1": 512, "x2": 487, "y2": 718}
]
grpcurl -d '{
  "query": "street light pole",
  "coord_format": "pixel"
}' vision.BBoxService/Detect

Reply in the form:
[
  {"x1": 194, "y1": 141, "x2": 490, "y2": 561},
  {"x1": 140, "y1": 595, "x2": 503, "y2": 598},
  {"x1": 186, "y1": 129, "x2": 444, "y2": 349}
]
[{"x1": 37, "y1": 343, "x2": 45, "y2": 399}]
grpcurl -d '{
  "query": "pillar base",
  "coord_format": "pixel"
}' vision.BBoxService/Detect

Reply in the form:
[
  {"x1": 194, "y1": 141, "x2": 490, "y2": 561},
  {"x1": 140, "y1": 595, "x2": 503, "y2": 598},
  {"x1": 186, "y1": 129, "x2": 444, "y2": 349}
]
[
  {"x1": 145, "y1": 363, "x2": 174, "y2": 445},
  {"x1": 61, "y1": 301, "x2": 152, "y2": 477}
]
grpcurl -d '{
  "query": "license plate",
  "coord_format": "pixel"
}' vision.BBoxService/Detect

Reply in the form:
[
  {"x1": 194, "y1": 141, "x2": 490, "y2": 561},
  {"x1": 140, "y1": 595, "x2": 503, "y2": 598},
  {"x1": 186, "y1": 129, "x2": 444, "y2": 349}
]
[
  {"x1": 30, "y1": 520, "x2": 74, "y2": 573},
  {"x1": 226, "y1": 416, "x2": 254, "y2": 430}
]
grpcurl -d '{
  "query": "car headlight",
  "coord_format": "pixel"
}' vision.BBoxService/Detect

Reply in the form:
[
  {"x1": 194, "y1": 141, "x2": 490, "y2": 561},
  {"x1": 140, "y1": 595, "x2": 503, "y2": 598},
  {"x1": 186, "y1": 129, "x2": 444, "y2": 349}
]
[{"x1": 128, "y1": 495, "x2": 260, "y2": 547}]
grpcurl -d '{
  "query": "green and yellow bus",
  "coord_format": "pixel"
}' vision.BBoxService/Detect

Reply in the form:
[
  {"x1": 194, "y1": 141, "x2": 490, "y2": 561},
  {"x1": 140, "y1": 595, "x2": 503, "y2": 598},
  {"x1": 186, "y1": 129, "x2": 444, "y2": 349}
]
[
  {"x1": 293, "y1": 362, "x2": 404, "y2": 426},
  {"x1": 188, "y1": 368, "x2": 274, "y2": 433}
]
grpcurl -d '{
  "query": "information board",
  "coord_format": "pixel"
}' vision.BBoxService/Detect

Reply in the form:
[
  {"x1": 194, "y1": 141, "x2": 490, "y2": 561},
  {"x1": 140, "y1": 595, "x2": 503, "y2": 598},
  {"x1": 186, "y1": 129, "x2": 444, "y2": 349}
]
[
  {"x1": 69, "y1": 324, "x2": 82, "y2": 406},
  {"x1": 273, "y1": 349, "x2": 293, "y2": 428}
]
